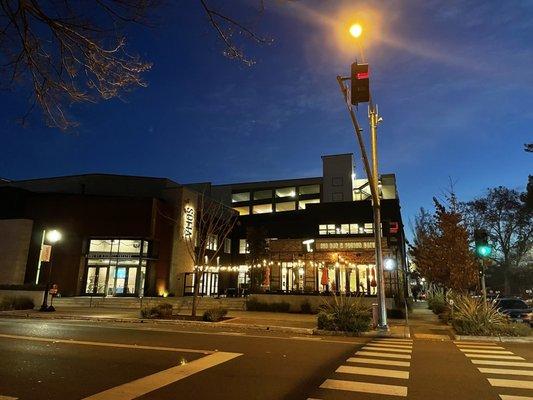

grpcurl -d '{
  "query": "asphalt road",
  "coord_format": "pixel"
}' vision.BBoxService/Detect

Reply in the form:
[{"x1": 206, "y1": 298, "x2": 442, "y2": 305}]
[{"x1": 0, "y1": 318, "x2": 531, "y2": 400}]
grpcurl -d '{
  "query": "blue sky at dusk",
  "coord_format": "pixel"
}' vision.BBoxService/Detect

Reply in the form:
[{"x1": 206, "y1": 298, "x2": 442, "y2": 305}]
[{"x1": 1, "y1": 0, "x2": 532, "y2": 235}]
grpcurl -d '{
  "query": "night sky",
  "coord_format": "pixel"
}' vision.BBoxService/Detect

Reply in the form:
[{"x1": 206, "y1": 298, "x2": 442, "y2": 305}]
[{"x1": 1, "y1": 0, "x2": 532, "y2": 236}]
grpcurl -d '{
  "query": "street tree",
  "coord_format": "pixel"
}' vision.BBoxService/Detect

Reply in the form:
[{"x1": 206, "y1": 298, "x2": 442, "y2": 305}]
[
  {"x1": 245, "y1": 226, "x2": 268, "y2": 292},
  {"x1": 0, "y1": 1, "x2": 268, "y2": 129},
  {"x1": 183, "y1": 193, "x2": 238, "y2": 317},
  {"x1": 464, "y1": 187, "x2": 532, "y2": 295},
  {"x1": 410, "y1": 194, "x2": 478, "y2": 291}
]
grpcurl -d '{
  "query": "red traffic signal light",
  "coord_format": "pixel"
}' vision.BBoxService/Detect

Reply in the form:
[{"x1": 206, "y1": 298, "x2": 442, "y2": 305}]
[{"x1": 351, "y1": 62, "x2": 370, "y2": 105}]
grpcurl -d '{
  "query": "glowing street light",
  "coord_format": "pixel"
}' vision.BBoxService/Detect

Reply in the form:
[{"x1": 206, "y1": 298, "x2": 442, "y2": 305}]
[
  {"x1": 46, "y1": 229, "x2": 62, "y2": 244},
  {"x1": 349, "y1": 23, "x2": 363, "y2": 38}
]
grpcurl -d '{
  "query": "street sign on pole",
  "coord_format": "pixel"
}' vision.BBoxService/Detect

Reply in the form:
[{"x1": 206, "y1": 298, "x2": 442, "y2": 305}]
[{"x1": 40, "y1": 245, "x2": 52, "y2": 262}]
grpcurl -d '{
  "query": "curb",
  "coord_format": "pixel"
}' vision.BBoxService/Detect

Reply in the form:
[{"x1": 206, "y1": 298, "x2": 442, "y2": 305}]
[
  {"x1": 0, "y1": 313, "x2": 315, "y2": 336},
  {"x1": 313, "y1": 329, "x2": 410, "y2": 339},
  {"x1": 454, "y1": 335, "x2": 533, "y2": 343}
]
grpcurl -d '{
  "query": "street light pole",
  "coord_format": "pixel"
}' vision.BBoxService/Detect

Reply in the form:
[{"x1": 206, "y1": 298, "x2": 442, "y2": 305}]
[
  {"x1": 369, "y1": 104, "x2": 387, "y2": 329},
  {"x1": 336, "y1": 77, "x2": 388, "y2": 330}
]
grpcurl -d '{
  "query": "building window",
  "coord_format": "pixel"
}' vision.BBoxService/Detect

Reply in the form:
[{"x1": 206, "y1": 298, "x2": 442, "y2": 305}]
[
  {"x1": 253, "y1": 189, "x2": 272, "y2": 200},
  {"x1": 239, "y1": 239, "x2": 249, "y2": 254},
  {"x1": 252, "y1": 203, "x2": 273, "y2": 214},
  {"x1": 275, "y1": 201, "x2": 296, "y2": 212},
  {"x1": 232, "y1": 192, "x2": 250, "y2": 203},
  {"x1": 340, "y1": 224, "x2": 350, "y2": 234},
  {"x1": 275, "y1": 187, "x2": 296, "y2": 198},
  {"x1": 332, "y1": 177, "x2": 343, "y2": 186},
  {"x1": 299, "y1": 184, "x2": 320, "y2": 195},
  {"x1": 298, "y1": 198, "x2": 320, "y2": 210},
  {"x1": 224, "y1": 238, "x2": 231, "y2": 254},
  {"x1": 319, "y1": 224, "x2": 337, "y2": 235},
  {"x1": 332, "y1": 192, "x2": 344, "y2": 201},
  {"x1": 207, "y1": 234, "x2": 218, "y2": 251},
  {"x1": 233, "y1": 206, "x2": 250, "y2": 216},
  {"x1": 364, "y1": 223, "x2": 374, "y2": 234}
]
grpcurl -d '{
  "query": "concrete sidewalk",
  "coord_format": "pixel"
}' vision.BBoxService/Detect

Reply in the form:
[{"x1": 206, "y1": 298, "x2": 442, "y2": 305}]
[
  {"x1": 0, "y1": 306, "x2": 409, "y2": 337},
  {"x1": 409, "y1": 301, "x2": 454, "y2": 340}
]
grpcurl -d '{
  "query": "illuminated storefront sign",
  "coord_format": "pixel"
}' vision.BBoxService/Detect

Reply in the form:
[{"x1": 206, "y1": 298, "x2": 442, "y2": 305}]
[
  {"x1": 315, "y1": 240, "x2": 375, "y2": 251},
  {"x1": 183, "y1": 205, "x2": 195, "y2": 239}
]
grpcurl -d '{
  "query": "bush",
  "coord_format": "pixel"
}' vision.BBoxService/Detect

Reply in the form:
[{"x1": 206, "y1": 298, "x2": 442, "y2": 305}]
[
  {"x1": 427, "y1": 290, "x2": 448, "y2": 315},
  {"x1": 300, "y1": 300, "x2": 315, "y2": 314},
  {"x1": 140, "y1": 302, "x2": 173, "y2": 319},
  {"x1": 451, "y1": 295, "x2": 531, "y2": 337},
  {"x1": 0, "y1": 296, "x2": 35, "y2": 311},
  {"x1": 317, "y1": 295, "x2": 371, "y2": 333},
  {"x1": 203, "y1": 307, "x2": 228, "y2": 322},
  {"x1": 246, "y1": 299, "x2": 290, "y2": 312}
]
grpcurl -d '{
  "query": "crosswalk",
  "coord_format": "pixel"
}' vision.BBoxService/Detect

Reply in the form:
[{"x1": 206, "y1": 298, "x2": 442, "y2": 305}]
[
  {"x1": 310, "y1": 338, "x2": 413, "y2": 399},
  {"x1": 454, "y1": 340, "x2": 533, "y2": 400}
]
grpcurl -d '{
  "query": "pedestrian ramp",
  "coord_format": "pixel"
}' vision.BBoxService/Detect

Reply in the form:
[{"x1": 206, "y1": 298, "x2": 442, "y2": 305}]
[
  {"x1": 454, "y1": 340, "x2": 533, "y2": 400},
  {"x1": 308, "y1": 338, "x2": 413, "y2": 399}
]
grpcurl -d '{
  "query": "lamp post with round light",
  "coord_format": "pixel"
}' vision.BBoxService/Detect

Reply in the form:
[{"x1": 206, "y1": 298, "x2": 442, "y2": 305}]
[
  {"x1": 39, "y1": 229, "x2": 62, "y2": 312},
  {"x1": 337, "y1": 22, "x2": 389, "y2": 330}
]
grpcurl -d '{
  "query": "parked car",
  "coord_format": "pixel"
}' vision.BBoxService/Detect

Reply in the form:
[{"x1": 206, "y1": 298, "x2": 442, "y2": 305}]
[{"x1": 494, "y1": 298, "x2": 532, "y2": 325}]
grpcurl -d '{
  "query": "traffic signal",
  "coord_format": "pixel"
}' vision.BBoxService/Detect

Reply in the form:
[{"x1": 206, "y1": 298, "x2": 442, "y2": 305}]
[
  {"x1": 474, "y1": 229, "x2": 492, "y2": 258},
  {"x1": 350, "y1": 62, "x2": 370, "y2": 105}
]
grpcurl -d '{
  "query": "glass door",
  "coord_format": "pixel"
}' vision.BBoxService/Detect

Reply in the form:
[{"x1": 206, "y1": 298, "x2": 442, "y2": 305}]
[{"x1": 115, "y1": 267, "x2": 127, "y2": 294}]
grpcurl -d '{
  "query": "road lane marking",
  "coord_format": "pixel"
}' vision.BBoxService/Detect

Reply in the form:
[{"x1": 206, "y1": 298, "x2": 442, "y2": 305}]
[
  {"x1": 320, "y1": 379, "x2": 407, "y2": 397},
  {"x1": 459, "y1": 349, "x2": 514, "y2": 355},
  {"x1": 0, "y1": 333, "x2": 213, "y2": 354},
  {"x1": 373, "y1": 339, "x2": 413, "y2": 343},
  {"x1": 356, "y1": 351, "x2": 411, "y2": 360},
  {"x1": 336, "y1": 365, "x2": 409, "y2": 379},
  {"x1": 365, "y1": 343, "x2": 413, "y2": 349},
  {"x1": 82, "y1": 351, "x2": 241, "y2": 400},
  {"x1": 499, "y1": 395, "x2": 533, "y2": 400},
  {"x1": 363, "y1": 346, "x2": 412, "y2": 353},
  {"x1": 0, "y1": 396, "x2": 18, "y2": 400},
  {"x1": 488, "y1": 378, "x2": 533, "y2": 390},
  {"x1": 413, "y1": 333, "x2": 450, "y2": 340},
  {"x1": 454, "y1": 341, "x2": 498, "y2": 345},
  {"x1": 478, "y1": 368, "x2": 533, "y2": 377},
  {"x1": 347, "y1": 357, "x2": 410, "y2": 367},
  {"x1": 457, "y1": 345, "x2": 505, "y2": 349},
  {"x1": 464, "y1": 354, "x2": 524, "y2": 360},
  {"x1": 472, "y1": 360, "x2": 533, "y2": 368}
]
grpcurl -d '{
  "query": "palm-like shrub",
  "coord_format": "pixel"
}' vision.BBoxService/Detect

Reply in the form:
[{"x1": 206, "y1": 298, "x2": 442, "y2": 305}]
[
  {"x1": 427, "y1": 288, "x2": 448, "y2": 315},
  {"x1": 451, "y1": 295, "x2": 509, "y2": 336},
  {"x1": 317, "y1": 295, "x2": 371, "y2": 333}
]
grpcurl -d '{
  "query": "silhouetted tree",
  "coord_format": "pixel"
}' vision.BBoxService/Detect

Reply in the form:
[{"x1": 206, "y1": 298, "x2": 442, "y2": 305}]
[{"x1": 464, "y1": 187, "x2": 532, "y2": 295}]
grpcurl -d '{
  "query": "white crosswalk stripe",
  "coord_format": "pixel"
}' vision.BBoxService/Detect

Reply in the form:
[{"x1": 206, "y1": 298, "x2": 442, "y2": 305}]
[
  {"x1": 320, "y1": 379, "x2": 408, "y2": 397},
  {"x1": 459, "y1": 348, "x2": 514, "y2": 355},
  {"x1": 336, "y1": 365, "x2": 409, "y2": 379},
  {"x1": 363, "y1": 345, "x2": 412, "y2": 353},
  {"x1": 346, "y1": 357, "x2": 410, "y2": 367},
  {"x1": 365, "y1": 343, "x2": 413, "y2": 349},
  {"x1": 478, "y1": 368, "x2": 533, "y2": 377},
  {"x1": 464, "y1": 353, "x2": 525, "y2": 360},
  {"x1": 454, "y1": 341, "x2": 499, "y2": 345},
  {"x1": 472, "y1": 360, "x2": 533, "y2": 368},
  {"x1": 455, "y1": 341, "x2": 533, "y2": 400},
  {"x1": 312, "y1": 339, "x2": 412, "y2": 399}
]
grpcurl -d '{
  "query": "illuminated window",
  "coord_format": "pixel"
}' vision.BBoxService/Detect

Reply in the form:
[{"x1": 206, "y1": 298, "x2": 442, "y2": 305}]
[
  {"x1": 275, "y1": 187, "x2": 296, "y2": 198},
  {"x1": 364, "y1": 223, "x2": 374, "y2": 234},
  {"x1": 253, "y1": 190, "x2": 272, "y2": 200},
  {"x1": 252, "y1": 204, "x2": 273, "y2": 214},
  {"x1": 340, "y1": 224, "x2": 350, "y2": 234},
  {"x1": 319, "y1": 224, "x2": 337, "y2": 235},
  {"x1": 299, "y1": 184, "x2": 320, "y2": 195},
  {"x1": 298, "y1": 199, "x2": 320, "y2": 210},
  {"x1": 224, "y1": 238, "x2": 231, "y2": 254},
  {"x1": 275, "y1": 202, "x2": 296, "y2": 212},
  {"x1": 233, "y1": 206, "x2": 250, "y2": 216},
  {"x1": 232, "y1": 192, "x2": 250, "y2": 203},
  {"x1": 239, "y1": 239, "x2": 249, "y2": 254},
  {"x1": 207, "y1": 234, "x2": 218, "y2": 251}
]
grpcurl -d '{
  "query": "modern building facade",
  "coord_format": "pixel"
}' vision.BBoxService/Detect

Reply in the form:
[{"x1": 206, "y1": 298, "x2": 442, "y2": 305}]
[{"x1": 0, "y1": 154, "x2": 407, "y2": 300}]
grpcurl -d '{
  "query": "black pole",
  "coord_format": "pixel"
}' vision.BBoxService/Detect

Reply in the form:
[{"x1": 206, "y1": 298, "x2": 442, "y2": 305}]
[{"x1": 39, "y1": 259, "x2": 55, "y2": 312}]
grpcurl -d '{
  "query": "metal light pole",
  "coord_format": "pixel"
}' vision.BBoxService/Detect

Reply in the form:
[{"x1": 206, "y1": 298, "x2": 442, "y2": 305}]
[{"x1": 39, "y1": 229, "x2": 62, "y2": 312}]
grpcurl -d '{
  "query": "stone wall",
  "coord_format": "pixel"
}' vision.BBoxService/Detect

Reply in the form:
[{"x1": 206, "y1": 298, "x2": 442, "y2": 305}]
[
  {"x1": 0, "y1": 219, "x2": 33, "y2": 285},
  {"x1": 0, "y1": 289, "x2": 44, "y2": 309}
]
